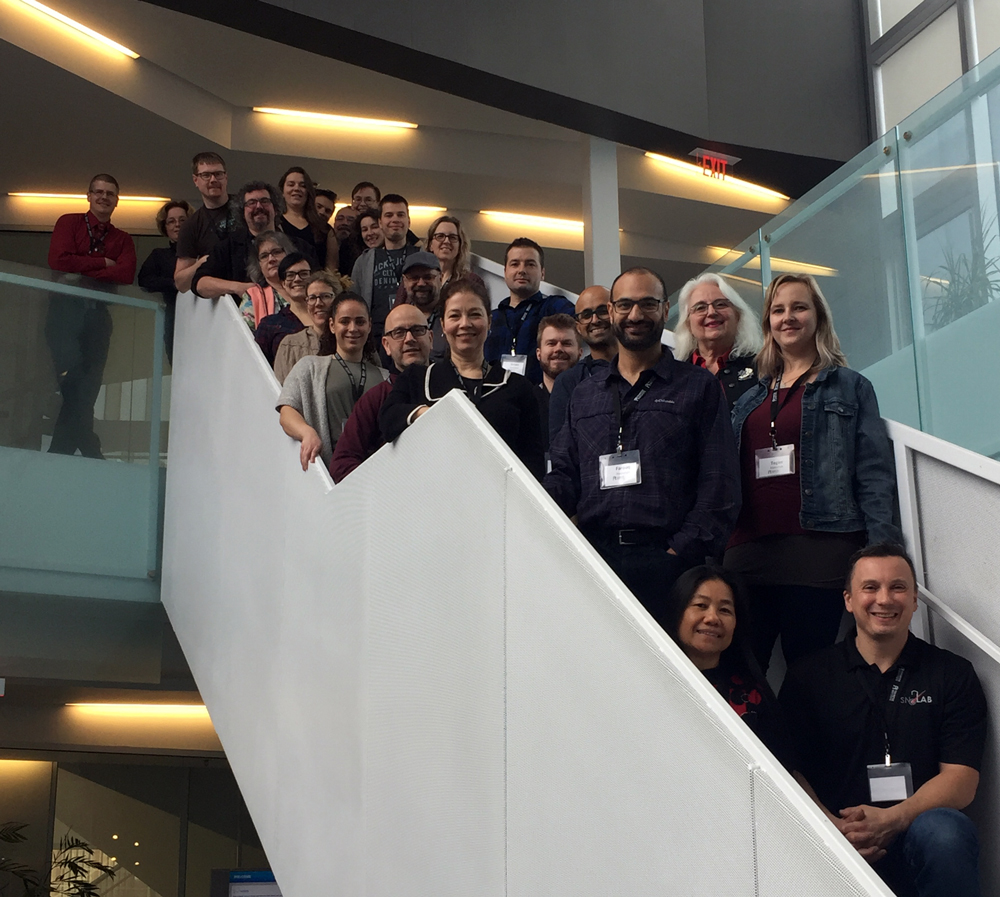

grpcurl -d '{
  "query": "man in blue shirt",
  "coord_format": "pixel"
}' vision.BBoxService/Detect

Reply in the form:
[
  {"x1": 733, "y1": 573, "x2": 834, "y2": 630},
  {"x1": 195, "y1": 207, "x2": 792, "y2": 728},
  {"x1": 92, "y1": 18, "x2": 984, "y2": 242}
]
[
  {"x1": 484, "y1": 238, "x2": 575, "y2": 385},
  {"x1": 545, "y1": 267, "x2": 740, "y2": 627}
]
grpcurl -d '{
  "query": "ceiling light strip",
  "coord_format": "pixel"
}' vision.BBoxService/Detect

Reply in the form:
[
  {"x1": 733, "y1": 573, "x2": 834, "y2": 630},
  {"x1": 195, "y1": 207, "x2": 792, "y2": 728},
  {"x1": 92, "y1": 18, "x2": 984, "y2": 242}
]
[
  {"x1": 479, "y1": 210, "x2": 584, "y2": 232},
  {"x1": 645, "y1": 152, "x2": 790, "y2": 201},
  {"x1": 66, "y1": 702, "x2": 210, "y2": 718},
  {"x1": 16, "y1": 0, "x2": 139, "y2": 57},
  {"x1": 253, "y1": 107, "x2": 418, "y2": 130},
  {"x1": 10, "y1": 192, "x2": 170, "y2": 202}
]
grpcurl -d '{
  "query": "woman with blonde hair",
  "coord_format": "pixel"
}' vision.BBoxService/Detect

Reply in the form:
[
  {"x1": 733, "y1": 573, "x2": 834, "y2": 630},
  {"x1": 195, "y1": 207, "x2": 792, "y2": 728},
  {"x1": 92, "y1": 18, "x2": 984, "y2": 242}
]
[
  {"x1": 726, "y1": 273, "x2": 900, "y2": 673},
  {"x1": 675, "y1": 272, "x2": 762, "y2": 409},
  {"x1": 425, "y1": 215, "x2": 485, "y2": 288}
]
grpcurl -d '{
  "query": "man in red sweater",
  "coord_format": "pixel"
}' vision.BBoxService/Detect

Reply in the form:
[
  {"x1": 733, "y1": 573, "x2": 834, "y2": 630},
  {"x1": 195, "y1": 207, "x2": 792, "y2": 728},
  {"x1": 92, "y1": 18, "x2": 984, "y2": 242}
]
[
  {"x1": 46, "y1": 174, "x2": 136, "y2": 458},
  {"x1": 329, "y1": 304, "x2": 432, "y2": 482}
]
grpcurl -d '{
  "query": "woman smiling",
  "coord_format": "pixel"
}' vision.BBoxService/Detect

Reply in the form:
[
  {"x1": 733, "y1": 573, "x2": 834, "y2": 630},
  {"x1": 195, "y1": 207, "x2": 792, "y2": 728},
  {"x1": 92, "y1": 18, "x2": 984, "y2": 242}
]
[{"x1": 379, "y1": 277, "x2": 544, "y2": 479}]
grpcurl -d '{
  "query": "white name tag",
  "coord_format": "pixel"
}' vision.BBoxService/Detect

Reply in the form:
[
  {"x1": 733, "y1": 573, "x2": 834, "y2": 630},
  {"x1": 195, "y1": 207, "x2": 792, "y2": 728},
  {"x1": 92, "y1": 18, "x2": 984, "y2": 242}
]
[
  {"x1": 599, "y1": 450, "x2": 641, "y2": 489},
  {"x1": 755, "y1": 444, "x2": 796, "y2": 479},
  {"x1": 867, "y1": 762, "x2": 913, "y2": 802},
  {"x1": 501, "y1": 354, "x2": 527, "y2": 375}
]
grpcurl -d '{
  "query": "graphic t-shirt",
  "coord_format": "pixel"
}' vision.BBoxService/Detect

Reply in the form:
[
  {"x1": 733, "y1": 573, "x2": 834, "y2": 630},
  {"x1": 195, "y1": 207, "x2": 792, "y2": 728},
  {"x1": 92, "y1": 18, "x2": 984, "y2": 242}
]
[
  {"x1": 176, "y1": 200, "x2": 238, "y2": 258},
  {"x1": 370, "y1": 247, "x2": 408, "y2": 331}
]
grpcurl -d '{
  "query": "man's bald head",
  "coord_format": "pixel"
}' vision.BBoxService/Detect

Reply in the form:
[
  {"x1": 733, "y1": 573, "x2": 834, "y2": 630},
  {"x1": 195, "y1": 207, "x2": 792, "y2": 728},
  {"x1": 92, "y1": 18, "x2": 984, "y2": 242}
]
[
  {"x1": 382, "y1": 304, "x2": 432, "y2": 371},
  {"x1": 574, "y1": 285, "x2": 615, "y2": 350}
]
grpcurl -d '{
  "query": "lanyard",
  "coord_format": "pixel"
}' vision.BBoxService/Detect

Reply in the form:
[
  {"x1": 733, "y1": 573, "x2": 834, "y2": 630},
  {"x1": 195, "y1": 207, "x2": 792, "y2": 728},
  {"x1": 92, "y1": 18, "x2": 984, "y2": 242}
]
[
  {"x1": 611, "y1": 373, "x2": 655, "y2": 453},
  {"x1": 855, "y1": 666, "x2": 906, "y2": 765},
  {"x1": 334, "y1": 353, "x2": 367, "y2": 404},
  {"x1": 451, "y1": 361, "x2": 488, "y2": 405},
  {"x1": 768, "y1": 367, "x2": 812, "y2": 450},
  {"x1": 508, "y1": 303, "x2": 533, "y2": 354},
  {"x1": 84, "y1": 215, "x2": 106, "y2": 255}
]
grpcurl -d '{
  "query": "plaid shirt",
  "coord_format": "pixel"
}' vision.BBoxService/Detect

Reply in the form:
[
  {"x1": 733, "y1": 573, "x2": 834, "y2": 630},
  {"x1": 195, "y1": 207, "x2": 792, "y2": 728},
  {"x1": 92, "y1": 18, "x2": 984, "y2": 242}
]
[{"x1": 544, "y1": 348, "x2": 741, "y2": 561}]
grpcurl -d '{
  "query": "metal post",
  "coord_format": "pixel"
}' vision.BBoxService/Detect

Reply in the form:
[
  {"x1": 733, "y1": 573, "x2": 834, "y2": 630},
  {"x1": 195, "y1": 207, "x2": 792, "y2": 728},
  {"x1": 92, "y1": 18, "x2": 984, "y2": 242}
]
[
  {"x1": 582, "y1": 136, "x2": 621, "y2": 288},
  {"x1": 147, "y1": 302, "x2": 165, "y2": 578}
]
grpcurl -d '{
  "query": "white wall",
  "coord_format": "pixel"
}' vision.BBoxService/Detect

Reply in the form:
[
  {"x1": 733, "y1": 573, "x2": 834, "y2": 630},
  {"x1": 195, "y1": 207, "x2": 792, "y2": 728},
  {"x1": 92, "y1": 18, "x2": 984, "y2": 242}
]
[{"x1": 162, "y1": 293, "x2": 890, "y2": 897}]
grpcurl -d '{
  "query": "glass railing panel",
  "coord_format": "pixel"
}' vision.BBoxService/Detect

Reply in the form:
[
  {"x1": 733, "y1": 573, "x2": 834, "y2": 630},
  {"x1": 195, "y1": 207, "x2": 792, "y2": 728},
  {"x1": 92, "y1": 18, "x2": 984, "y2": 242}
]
[
  {"x1": 896, "y1": 49, "x2": 1000, "y2": 457},
  {"x1": 0, "y1": 260, "x2": 165, "y2": 596},
  {"x1": 762, "y1": 132, "x2": 921, "y2": 429}
]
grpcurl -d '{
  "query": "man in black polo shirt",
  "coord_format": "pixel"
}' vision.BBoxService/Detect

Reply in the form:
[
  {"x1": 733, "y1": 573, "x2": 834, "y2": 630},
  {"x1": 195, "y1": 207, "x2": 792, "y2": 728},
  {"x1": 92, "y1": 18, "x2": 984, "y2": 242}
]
[{"x1": 781, "y1": 543, "x2": 986, "y2": 897}]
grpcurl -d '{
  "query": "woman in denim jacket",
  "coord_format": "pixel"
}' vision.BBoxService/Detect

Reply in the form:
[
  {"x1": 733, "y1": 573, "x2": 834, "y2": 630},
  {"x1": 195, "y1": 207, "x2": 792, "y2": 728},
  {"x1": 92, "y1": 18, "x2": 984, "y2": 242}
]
[{"x1": 726, "y1": 274, "x2": 901, "y2": 674}]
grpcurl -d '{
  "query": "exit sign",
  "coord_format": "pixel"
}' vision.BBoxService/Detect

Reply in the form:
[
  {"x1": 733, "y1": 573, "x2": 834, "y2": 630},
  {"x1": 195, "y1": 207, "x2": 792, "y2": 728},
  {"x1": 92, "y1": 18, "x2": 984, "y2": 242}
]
[{"x1": 690, "y1": 148, "x2": 741, "y2": 181}]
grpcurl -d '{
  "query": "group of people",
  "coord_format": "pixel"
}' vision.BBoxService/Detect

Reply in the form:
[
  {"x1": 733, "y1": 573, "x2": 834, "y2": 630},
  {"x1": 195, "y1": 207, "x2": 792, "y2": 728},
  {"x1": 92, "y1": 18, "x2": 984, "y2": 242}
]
[{"x1": 46, "y1": 164, "x2": 986, "y2": 897}]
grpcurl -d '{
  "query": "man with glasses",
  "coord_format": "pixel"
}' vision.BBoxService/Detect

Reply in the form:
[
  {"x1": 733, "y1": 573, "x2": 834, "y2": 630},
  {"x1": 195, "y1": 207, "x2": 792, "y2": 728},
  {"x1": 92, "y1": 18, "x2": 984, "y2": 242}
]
[
  {"x1": 46, "y1": 173, "x2": 136, "y2": 458},
  {"x1": 484, "y1": 237, "x2": 575, "y2": 386},
  {"x1": 545, "y1": 267, "x2": 741, "y2": 626},
  {"x1": 193, "y1": 182, "x2": 315, "y2": 300},
  {"x1": 329, "y1": 304, "x2": 433, "y2": 483},
  {"x1": 397, "y1": 251, "x2": 446, "y2": 361},
  {"x1": 174, "y1": 152, "x2": 238, "y2": 293},
  {"x1": 548, "y1": 285, "x2": 615, "y2": 441}
]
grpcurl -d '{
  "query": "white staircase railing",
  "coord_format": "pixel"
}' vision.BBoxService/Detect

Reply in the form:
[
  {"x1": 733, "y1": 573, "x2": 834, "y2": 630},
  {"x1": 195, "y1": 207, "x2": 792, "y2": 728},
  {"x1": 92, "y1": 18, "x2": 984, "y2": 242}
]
[{"x1": 162, "y1": 291, "x2": 896, "y2": 897}]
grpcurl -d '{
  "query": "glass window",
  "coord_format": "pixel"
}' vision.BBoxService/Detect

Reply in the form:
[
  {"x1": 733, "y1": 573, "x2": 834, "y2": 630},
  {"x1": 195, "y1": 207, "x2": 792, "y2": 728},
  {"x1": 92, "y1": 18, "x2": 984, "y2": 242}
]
[
  {"x1": 879, "y1": 6, "x2": 963, "y2": 131},
  {"x1": 973, "y1": 0, "x2": 1000, "y2": 61}
]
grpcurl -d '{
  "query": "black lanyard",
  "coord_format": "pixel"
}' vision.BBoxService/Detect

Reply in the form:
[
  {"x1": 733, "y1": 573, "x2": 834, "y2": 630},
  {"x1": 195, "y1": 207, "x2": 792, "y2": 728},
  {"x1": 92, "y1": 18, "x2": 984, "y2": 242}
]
[
  {"x1": 508, "y1": 304, "x2": 533, "y2": 354},
  {"x1": 84, "y1": 215, "x2": 106, "y2": 255},
  {"x1": 334, "y1": 353, "x2": 367, "y2": 404},
  {"x1": 855, "y1": 666, "x2": 906, "y2": 765},
  {"x1": 611, "y1": 373, "x2": 655, "y2": 453},
  {"x1": 768, "y1": 367, "x2": 812, "y2": 450},
  {"x1": 451, "y1": 361, "x2": 488, "y2": 405}
]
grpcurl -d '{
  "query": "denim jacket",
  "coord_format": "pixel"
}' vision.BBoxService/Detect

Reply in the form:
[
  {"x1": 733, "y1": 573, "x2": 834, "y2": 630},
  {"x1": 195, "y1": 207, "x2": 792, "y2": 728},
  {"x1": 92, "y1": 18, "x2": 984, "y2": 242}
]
[{"x1": 731, "y1": 366, "x2": 901, "y2": 544}]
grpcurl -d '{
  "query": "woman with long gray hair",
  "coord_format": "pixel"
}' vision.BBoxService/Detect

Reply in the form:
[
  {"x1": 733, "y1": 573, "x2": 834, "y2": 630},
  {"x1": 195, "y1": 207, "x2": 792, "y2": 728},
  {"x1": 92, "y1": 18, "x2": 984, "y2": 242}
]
[{"x1": 675, "y1": 272, "x2": 762, "y2": 409}]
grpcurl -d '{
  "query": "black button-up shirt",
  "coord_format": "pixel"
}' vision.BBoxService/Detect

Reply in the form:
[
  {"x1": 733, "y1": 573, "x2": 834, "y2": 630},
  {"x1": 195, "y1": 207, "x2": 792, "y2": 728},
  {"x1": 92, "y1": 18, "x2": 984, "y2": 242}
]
[
  {"x1": 780, "y1": 633, "x2": 987, "y2": 813},
  {"x1": 544, "y1": 348, "x2": 741, "y2": 561}
]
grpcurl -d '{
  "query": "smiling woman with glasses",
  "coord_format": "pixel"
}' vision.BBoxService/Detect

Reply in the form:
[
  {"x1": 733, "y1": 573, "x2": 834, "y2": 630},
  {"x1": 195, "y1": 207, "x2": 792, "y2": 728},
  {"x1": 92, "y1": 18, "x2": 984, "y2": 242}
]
[
  {"x1": 424, "y1": 215, "x2": 485, "y2": 288},
  {"x1": 274, "y1": 271, "x2": 345, "y2": 384}
]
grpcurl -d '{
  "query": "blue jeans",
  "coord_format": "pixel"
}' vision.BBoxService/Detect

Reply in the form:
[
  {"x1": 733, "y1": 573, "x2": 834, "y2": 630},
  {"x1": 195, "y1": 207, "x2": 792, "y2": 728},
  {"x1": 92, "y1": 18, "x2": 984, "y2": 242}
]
[{"x1": 875, "y1": 808, "x2": 980, "y2": 897}]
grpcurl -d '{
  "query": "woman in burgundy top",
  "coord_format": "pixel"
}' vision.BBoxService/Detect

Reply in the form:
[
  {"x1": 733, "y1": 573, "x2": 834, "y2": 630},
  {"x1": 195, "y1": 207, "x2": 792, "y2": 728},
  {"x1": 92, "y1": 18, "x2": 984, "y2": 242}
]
[{"x1": 726, "y1": 274, "x2": 900, "y2": 674}]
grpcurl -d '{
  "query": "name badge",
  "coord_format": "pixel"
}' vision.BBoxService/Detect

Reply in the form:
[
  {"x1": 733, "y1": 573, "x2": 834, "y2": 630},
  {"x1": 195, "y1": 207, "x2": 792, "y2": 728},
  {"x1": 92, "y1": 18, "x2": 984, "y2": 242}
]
[
  {"x1": 755, "y1": 444, "x2": 795, "y2": 479},
  {"x1": 599, "y1": 450, "x2": 641, "y2": 489},
  {"x1": 545, "y1": 451, "x2": 552, "y2": 475},
  {"x1": 501, "y1": 354, "x2": 527, "y2": 375},
  {"x1": 867, "y1": 762, "x2": 913, "y2": 802}
]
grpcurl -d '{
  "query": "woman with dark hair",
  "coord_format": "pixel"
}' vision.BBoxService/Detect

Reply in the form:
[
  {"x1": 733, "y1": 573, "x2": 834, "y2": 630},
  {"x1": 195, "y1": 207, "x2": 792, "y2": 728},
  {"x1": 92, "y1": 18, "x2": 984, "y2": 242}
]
[
  {"x1": 238, "y1": 231, "x2": 296, "y2": 330},
  {"x1": 379, "y1": 277, "x2": 544, "y2": 479},
  {"x1": 254, "y1": 252, "x2": 316, "y2": 367},
  {"x1": 138, "y1": 199, "x2": 193, "y2": 363},
  {"x1": 727, "y1": 273, "x2": 900, "y2": 674},
  {"x1": 357, "y1": 208, "x2": 384, "y2": 251},
  {"x1": 664, "y1": 566, "x2": 795, "y2": 771},
  {"x1": 278, "y1": 166, "x2": 338, "y2": 272},
  {"x1": 276, "y1": 291, "x2": 388, "y2": 470}
]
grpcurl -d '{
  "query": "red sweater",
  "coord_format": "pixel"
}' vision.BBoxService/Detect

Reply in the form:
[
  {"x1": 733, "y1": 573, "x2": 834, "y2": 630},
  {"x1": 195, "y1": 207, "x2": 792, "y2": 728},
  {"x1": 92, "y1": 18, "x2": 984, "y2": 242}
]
[
  {"x1": 329, "y1": 375, "x2": 395, "y2": 483},
  {"x1": 48, "y1": 212, "x2": 137, "y2": 284}
]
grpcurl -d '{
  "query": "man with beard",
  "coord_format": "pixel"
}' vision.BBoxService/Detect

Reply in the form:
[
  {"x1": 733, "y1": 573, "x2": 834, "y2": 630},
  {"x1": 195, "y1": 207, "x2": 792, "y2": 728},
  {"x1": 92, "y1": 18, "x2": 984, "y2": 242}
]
[
  {"x1": 484, "y1": 238, "x2": 575, "y2": 385},
  {"x1": 544, "y1": 267, "x2": 741, "y2": 626},
  {"x1": 534, "y1": 313, "x2": 582, "y2": 453},
  {"x1": 315, "y1": 188, "x2": 337, "y2": 223},
  {"x1": 192, "y1": 181, "x2": 316, "y2": 299},
  {"x1": 332, "y1": 204, "x2": 363, "y2": 274},
  {"x1": 548, "y1": 285, "x2": 616, "y2": 442},
  {"x1": 398, "y1": 251, "x2": 447, "y2": 361}
]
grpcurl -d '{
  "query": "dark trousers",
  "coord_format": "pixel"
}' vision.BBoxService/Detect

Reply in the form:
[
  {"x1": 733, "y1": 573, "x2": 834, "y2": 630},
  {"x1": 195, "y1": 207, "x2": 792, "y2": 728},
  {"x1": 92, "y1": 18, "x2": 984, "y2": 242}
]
[
  {"x1": 45, "y1": 296, "x2": 112, "y2": 458},
  {"x1": 163, "y1": 298, "x2": 175, "y2": 366},
  {"x1": 588, "y1": 536, "x2": 692, "y2": 631},
  {"x1": 747, "y1": 582, "x2": 845, "y2": 674},
  {"x1": 874, "y1": 808, "x2": 980, "y2": 897}
]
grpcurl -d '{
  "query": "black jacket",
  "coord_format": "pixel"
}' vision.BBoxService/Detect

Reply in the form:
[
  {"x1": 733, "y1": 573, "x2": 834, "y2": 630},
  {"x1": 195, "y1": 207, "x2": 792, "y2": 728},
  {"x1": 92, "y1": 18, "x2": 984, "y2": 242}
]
[
  {"x1": 191, "y1": 227, "x2": 317, "y2": 297},
  {"x1": 379, "y1": 361, "x2": 545, "y2": 480},
  {"x1": 712, "y1": 353, "x2": 758, "y2": 410}
]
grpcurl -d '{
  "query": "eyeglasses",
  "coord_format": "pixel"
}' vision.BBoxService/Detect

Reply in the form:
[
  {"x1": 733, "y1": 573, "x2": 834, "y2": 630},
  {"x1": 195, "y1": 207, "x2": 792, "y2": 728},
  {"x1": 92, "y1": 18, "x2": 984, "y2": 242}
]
[
  {"x1": 611, "y1": 297, "x2": 665, "y2": 314},
  {"x1": 690, "y1": 299, "x2": 732, "y2": 316},
  {"x1": 195, "y1": 170, "x2": 226, "y2": 181},
  {"x1": 88, "y1": 190, "x2": 117, "y2": 199},
  {"x1": 431, "y1": 233, "x2": 460, "y2": 244},
  {"x1": 385, "y1": 324, "x2": 430, "y2": 341},
  {"x1": 258, "y1": 248, "x2": 285, "y2": 261},
  {"x1": 284, "y1": 270, "x2": 311, "y2": 281},
  {"x1": 307, "y1": 292, "x2": 336, "y2": 305},
  {"x1": 245, "y1": 198, "x2": 273, "y2": 209},
  {"x1": 403, "y1": 271, "x2": 438, "y2": 282},
  {"x1": 575, "y1": 306, "x2": 610, "y2": 322}
]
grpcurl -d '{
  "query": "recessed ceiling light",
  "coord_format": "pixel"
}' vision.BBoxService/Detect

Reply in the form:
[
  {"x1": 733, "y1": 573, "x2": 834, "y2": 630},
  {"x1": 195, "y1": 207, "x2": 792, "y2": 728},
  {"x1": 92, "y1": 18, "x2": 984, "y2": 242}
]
[
  {"x1": 14, "y1": 0, "x2": 139, "y2": 58},
  {"x1": 479, "y1": 210, "x2": 584, "y2": 233},
  {"x1": 252, "y1": 107, "x2": 418, "y2": 131},
  {"x1": 9, "y1": 192, "x2": 170, "y2": 202},
  {"x1": 66, "y1": 703, "x2": 210, "y2": 719}
]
